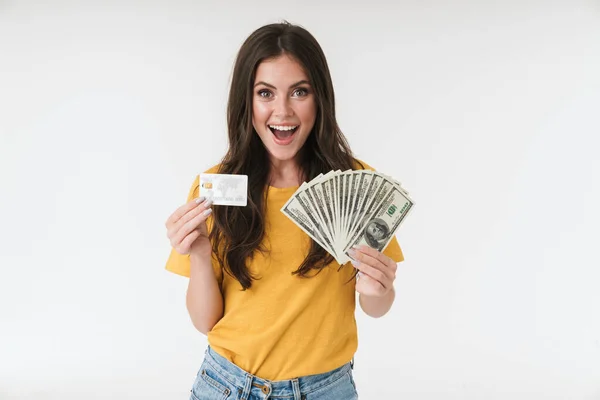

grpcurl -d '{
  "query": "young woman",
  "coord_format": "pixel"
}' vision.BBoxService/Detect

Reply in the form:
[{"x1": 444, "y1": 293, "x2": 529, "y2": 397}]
[{"x1": 165, "y1": 21, "x2": 404, "y2": 400}]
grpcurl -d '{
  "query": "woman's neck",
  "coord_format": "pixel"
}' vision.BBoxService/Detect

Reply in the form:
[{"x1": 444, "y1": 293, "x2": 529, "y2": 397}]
[{"x1": 268, "y1": 158, "x2": 302, "y2": 188}]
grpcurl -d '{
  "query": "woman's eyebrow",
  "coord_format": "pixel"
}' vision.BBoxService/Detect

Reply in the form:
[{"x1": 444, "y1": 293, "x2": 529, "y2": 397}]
[{"x1": 254, "y1": 80, "x2": 311, "y2": 89}]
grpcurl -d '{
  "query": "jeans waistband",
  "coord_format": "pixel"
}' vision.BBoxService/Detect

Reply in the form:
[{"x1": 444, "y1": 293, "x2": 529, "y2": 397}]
[{"x1": 203, "y1": 346, "x2": 353, "y2": 398}]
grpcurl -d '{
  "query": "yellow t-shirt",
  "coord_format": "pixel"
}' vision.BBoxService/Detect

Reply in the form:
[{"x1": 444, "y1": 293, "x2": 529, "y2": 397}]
[{"x1": 165, "y1": 161, "x2": 404, "y2": 380}]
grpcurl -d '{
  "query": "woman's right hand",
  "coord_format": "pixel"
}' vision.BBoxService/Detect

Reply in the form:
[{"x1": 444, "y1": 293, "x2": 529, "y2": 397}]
[{"x1": 165, "y1": 196, "x2": 213, "y2": 258}]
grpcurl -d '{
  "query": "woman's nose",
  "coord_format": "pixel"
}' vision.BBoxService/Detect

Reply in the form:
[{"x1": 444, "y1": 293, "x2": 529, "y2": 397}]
[{"x1": 273, "y1": 97, "x2": 293, "y2": 118}]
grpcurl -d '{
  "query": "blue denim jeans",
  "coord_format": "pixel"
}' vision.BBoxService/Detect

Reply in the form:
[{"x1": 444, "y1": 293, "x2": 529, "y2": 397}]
[{"x1": 190, "y1": 346, "x2": 358, "y2": 399}]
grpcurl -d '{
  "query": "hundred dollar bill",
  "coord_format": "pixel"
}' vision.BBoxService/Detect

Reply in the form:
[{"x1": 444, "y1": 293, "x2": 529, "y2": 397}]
[
  {"x1": 305, "y1": 185, "x2": 336, "y2": 254},
  {"x1": 295, "y1": 185, "x2": 340, "y2": 263},
  {"x1": 345, "y1": 172, "x2": 383, "y2": 246},
  {"x1": 344, "y1": 171, "x2": 362, "y2": 241},
  {"x1": 343, "y1": 175, "x2": 395, "y2": 256},
  {"x1": 304, "y1": 171, "x2": 336, "y2": 249},
  {"x1": 345, "y1": 185, "x2": 414, "y2": 254},
  {"x1": 344, "y1": 171, "x2": 371, "y2": 246},
  {"x1": 379, "y1": 172, "x2": 410, "y2": 197},
  {"x1": 334, "y1": 171, "x2": 343, "y2": 243},
  {"x1": 317, "y1": 178, "x2": 336, "y2": 247},
  {"x1": 280, "y1": 186, "x2": 336, "y2": 259},
  {"x1": 340, "y1": 170, "x2": 354, "y2": 246},
  {"x1": 321, "y1": 174, "x2": 338, "y2": 247},
  {"x1": 308, "y1": 185, "x2": 335, "y2": 248}
]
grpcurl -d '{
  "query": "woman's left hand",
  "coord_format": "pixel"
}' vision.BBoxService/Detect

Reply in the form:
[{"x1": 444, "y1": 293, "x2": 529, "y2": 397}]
[{"x1": 348, "y1": 245, "x2": 397, "y2": 297}]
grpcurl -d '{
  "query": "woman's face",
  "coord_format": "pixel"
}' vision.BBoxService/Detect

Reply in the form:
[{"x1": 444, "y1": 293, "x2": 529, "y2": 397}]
[{"x1": 252, "y1": 54, "x2": 316, "y2": 164}]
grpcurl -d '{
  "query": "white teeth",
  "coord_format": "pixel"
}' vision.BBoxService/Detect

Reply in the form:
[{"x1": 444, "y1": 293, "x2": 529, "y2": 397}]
[{"x1": 269, "y1": 125, "x2": 298, "y2": 131}]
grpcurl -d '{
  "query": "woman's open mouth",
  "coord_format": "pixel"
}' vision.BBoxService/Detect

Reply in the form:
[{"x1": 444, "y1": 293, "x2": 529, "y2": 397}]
[{"x1": 268, "y1": 124, "x2": 299, "y2": 145}]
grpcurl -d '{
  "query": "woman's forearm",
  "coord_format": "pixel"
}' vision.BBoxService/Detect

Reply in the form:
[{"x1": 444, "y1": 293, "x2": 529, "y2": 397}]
[{"x1": 186, "y1": 252, "x2": 224, "y2": 334}]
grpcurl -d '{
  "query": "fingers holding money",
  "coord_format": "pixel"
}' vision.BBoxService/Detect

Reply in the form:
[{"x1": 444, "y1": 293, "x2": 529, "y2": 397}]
[
  {"x1": 347, "y1": 245, "x2": 396, "y2": 293},
  {"x1": 280, "y1": 169, "x2": 414, "y2": 268}
]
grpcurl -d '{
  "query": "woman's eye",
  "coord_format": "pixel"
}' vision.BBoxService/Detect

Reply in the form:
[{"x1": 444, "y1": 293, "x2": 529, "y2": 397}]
[
  {"x1": 257, "y1": 90, "x2": 272, "y2": 98},
  {"x1": 293, "y1": 88, "x2": 308, "y2": 97}
]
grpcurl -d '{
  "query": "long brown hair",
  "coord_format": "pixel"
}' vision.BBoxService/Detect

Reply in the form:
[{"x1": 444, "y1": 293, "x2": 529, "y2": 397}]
[{"x1": 210, "y1": 21, "x2": 362, "y2": 290}]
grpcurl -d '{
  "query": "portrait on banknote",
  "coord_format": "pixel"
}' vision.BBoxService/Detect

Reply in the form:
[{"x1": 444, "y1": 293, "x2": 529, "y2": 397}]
[{"x1": 363, "y1": 218, "x2": 390, "y2": 250}]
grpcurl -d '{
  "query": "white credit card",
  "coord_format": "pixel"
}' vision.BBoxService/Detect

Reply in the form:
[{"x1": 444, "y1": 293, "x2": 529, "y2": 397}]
[{"x1": 199, "y1": 173, "x2": 248, "y2": 206}]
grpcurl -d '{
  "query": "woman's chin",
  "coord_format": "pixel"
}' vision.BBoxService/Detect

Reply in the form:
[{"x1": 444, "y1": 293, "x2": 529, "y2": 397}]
[{"x1": 266, "y1": 148, "x2": 299, "y2": 163}]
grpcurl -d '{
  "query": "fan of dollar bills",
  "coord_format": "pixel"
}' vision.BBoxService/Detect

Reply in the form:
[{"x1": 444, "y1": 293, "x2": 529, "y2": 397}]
[{"x1": 281, "y1": 169, "x2": 414, "y2": 265}]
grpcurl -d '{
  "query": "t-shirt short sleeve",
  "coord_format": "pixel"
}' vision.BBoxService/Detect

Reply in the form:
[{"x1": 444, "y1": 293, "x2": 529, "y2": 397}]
[
  {"x1": 164, "y1": 171, "x2": 223, "y2": 283},
  {"x1": 354, "y1": 158, "x2": 406, "y2": 264},
  {"x1": 382, "y1": 235, "x2": 405, "y2": 263}
]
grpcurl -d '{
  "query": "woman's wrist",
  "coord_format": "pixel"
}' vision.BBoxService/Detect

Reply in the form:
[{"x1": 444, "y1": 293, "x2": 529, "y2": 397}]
[{"x1": 190, "y1": 250, "x2": 213, "y2": 272}]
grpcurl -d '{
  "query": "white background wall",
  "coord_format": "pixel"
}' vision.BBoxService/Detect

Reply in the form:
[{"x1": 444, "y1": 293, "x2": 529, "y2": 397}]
[{"x1": 1, "y1": 1, "x2": 599, "y2": 399}]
